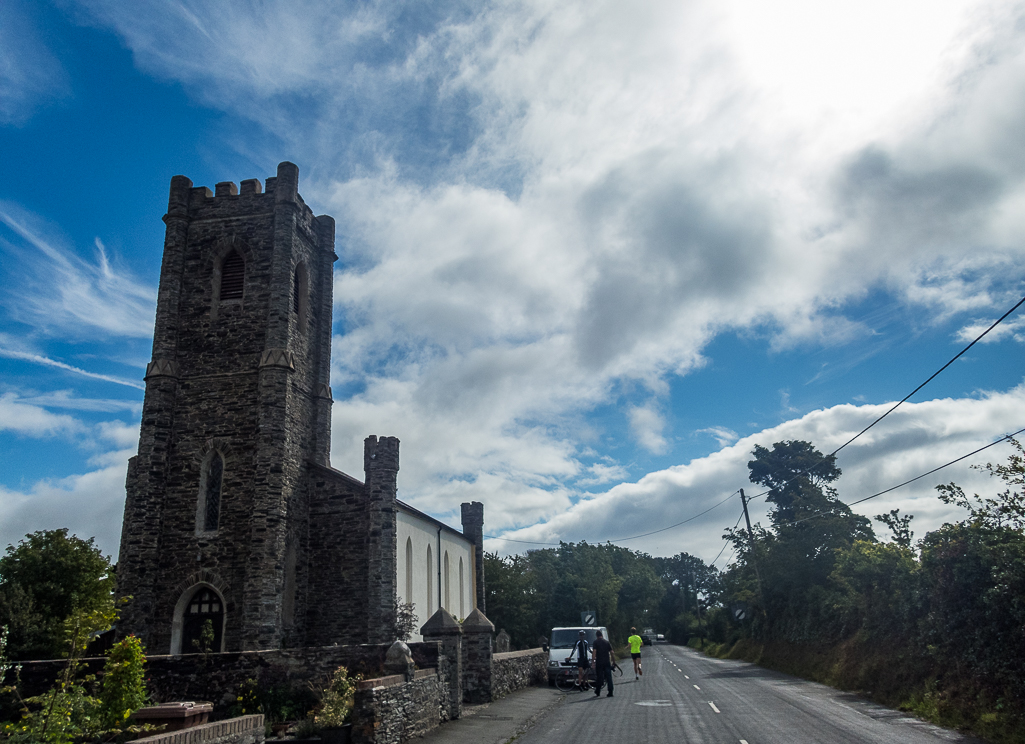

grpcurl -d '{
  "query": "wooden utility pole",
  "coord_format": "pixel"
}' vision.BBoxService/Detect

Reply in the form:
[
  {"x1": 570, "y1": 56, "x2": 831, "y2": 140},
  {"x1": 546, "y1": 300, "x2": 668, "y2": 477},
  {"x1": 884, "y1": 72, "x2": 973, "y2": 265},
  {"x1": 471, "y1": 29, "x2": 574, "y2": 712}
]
[{"x1": 740, "y1": 489, "x2": 767, "y2": 619}]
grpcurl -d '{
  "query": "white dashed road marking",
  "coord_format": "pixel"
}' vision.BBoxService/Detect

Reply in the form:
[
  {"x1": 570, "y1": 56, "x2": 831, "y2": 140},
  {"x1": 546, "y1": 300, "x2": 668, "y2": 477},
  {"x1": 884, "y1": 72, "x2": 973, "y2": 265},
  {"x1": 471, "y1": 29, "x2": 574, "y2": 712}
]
[
  {"x1": 709, "y1": 702, "x2": 721, "y2": 713},
  {"x1": 693, "y1": 685, "x2": 701, "y2": 690}
]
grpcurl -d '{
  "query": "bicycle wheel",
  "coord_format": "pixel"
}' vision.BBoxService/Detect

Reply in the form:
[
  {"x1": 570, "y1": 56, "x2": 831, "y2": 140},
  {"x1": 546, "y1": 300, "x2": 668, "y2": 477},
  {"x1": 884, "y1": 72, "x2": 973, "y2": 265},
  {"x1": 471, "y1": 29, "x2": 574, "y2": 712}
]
[
  {"x1": 555, "y1": 670, "x2": 578, "y2": 691},
  {"x1": 611, "y1": 662, "x2": 623, "y2": 678}
]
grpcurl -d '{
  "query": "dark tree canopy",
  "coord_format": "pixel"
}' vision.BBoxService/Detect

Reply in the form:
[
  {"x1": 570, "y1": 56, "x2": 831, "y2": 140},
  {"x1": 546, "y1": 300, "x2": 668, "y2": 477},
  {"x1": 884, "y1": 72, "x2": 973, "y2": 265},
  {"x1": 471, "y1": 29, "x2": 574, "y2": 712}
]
[
  {"x1": 0, "y1": 529, "x2": 115, "y2": 660},
  {"x1": 749, "y1": 441, "x2": 841, "y2": 509}
]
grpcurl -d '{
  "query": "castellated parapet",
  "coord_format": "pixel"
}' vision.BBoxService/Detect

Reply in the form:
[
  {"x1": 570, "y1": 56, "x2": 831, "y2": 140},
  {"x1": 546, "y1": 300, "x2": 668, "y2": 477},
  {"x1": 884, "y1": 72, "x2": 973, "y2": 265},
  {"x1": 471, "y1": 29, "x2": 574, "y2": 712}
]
[{"x1": 117, "y1": 163, "x2": 400, "y2": 653}]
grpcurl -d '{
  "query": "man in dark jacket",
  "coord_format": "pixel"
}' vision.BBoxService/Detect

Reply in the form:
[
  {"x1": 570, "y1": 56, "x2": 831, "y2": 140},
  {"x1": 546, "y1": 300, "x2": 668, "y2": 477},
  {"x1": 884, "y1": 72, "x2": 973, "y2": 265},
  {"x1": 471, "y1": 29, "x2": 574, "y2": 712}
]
[{"x1": 592, "y1": 629, "x2": 614, "y2": 697}]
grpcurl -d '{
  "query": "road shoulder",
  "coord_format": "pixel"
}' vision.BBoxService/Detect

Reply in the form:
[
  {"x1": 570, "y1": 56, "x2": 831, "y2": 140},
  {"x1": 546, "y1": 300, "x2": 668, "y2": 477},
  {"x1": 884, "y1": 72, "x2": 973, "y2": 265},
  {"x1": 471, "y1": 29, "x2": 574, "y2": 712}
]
[{"x1": 417, "y1": 686, "x2": 563, "y2": 744}]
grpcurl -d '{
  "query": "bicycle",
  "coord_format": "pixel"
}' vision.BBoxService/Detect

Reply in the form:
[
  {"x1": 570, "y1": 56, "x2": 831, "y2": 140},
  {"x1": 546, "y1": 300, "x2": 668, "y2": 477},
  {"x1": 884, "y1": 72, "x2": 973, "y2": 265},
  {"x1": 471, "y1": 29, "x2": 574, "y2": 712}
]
[{"x1": 555, "y1": 658, "x2": 594, "y2": 691}]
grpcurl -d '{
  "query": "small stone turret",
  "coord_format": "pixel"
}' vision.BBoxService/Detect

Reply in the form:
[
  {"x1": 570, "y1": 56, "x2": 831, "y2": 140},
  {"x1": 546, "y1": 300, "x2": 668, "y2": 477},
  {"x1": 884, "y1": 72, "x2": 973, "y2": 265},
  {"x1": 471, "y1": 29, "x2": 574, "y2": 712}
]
[
  {"x1": 365, "y1": 435, "x2": 400, "y2": 643},
  {"x1": 460, "y1": 502, "x2": 486, "y2": 613}
]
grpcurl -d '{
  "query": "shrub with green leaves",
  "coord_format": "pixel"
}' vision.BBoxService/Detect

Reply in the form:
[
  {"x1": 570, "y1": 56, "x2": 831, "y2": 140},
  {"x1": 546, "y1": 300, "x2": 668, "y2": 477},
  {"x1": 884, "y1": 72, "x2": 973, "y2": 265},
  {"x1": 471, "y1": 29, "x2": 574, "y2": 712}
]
[
  {"x1": 314, "y1": 666, "x2": 360, "y2": 728},
  {"x1": 99, "y1": 635, "x2": 148, "y2": 728}
]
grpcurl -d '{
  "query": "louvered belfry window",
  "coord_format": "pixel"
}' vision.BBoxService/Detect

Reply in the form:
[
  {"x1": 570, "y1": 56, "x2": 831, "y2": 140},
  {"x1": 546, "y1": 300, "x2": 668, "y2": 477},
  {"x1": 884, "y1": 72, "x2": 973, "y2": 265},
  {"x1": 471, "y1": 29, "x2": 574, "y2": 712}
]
[{"x1": 220, "y1": 251, "x2": 245, "y2": 300}]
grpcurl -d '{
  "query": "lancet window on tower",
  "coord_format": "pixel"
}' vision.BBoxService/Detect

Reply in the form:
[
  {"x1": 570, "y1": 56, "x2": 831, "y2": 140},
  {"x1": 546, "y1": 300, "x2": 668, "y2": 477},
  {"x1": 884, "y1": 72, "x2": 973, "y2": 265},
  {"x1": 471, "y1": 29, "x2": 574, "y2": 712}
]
[
  {"x1": 219, "y1": 251, "x2": 245, "y2": 300},
  {"x1": 197, "y1": 452, "x2": 224, "y2": 533}
]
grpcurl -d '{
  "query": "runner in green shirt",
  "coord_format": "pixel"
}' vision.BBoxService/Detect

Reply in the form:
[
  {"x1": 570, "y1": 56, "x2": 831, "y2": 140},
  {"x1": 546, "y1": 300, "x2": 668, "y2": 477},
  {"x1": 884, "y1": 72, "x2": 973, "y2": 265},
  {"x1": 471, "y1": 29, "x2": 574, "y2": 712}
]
[{"x1": 627, "y1": 627, "x2": 644, "y2": 679}]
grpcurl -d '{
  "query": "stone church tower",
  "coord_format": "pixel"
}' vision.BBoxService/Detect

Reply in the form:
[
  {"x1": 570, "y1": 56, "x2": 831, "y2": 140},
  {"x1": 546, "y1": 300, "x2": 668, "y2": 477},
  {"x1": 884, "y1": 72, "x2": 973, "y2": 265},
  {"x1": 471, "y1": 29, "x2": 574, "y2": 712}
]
[{"x1": 117, "y1": 163, "x2": 405, "y2": 653}]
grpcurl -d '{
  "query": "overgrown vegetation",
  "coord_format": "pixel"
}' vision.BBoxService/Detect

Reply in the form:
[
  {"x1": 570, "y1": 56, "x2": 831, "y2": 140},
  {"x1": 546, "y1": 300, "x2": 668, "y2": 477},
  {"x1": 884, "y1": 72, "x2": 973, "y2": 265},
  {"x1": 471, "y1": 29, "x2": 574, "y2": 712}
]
[
  {"x1": 713, "y1": 439, "x2": 1025, "y2": 743},
  {"x1": 486, "y1": 438, "x2": 1025, "y2": 743},
  {"x1": 0, "y1": 530, "x2": 116, "y2": 661},
  {"x1": 485, "y1": 536, "x2": 718, "y2": 648}
]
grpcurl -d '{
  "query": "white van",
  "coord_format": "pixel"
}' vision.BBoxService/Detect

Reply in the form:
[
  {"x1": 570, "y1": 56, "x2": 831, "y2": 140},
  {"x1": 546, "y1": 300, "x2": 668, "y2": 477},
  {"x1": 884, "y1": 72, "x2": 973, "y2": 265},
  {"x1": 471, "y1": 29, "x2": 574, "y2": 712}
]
[{"x1": 546, "y1": 626, "x2": 609, "y2": 684}]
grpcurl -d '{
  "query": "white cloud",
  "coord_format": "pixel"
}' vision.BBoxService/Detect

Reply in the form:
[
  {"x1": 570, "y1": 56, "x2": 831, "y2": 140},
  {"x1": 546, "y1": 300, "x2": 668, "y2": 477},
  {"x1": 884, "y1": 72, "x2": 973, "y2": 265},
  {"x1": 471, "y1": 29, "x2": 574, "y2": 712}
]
[
  {"x1": 0, "y1": 392, "x2": 85, "y2": 438},
  {"x1": 628, "y1": 404, "x2": 669, "y2": 455},
  {"x1": 0, "y1": 1, "x2": 68, "y2": 125},
  {"x1": 577, "y1": 462, "x2": 630, "y2": 488},
  {"x1": 58, "y1": 0, "x2": 1025, "y2": 554},
  {"x1": 0, "y1": 346, "x2": 146, "y2": 390},
  {"x1": 956, "y1": 314, "x2": 1025, "y2": 344},
  {"x1": 0, "y1": 452, "x2": 131, "y2": 559},
  {"x1": 488, "y1": 386, "x2": 1025, "y2": 559},
  {"x1": 697, "y1": 426, "x2": 739, "y2": 448},
  {"x1": 0, "y1": 203, "x2": 156, "y2": 339},
  {"x1": 13, "y1": 389, "x2": 143, "y2": 414}
]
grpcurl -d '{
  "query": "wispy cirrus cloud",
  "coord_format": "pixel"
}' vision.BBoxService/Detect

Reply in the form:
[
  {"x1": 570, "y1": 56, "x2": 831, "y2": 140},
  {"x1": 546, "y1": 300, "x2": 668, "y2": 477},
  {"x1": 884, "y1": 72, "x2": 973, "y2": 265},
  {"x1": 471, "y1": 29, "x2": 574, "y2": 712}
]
[
  {"x1": 0, "y1": 202, "x2": 156, "y2": 339},
  {"x1": 0, "y1": 1, "x2": 69, "y2": 125},
  {"x1": 0, "y1": 346, "x2": 145, "y2": 390}
]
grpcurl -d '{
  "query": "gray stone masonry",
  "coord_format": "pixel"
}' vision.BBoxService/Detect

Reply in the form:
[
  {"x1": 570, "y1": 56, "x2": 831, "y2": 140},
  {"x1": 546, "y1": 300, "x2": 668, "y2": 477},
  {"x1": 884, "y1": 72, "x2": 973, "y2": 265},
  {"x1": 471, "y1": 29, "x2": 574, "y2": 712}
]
[
  {"x1": 118, "y1": 162, "x2": 339, "y2": 652},
  {"x1": 116, "y1": 162, "x2": 410, "y2": 654},
  {"x1": 3, "y1": 643, "x2": 445, "y2": 718},
  {"x1": 460, "y1": 608, "x2": 494, "y2": 704},
  {"x1": 459, "y1": 503, "x2": 485, "y2": 614},
  {"x1": 491, "y1": 648, "x2": 547, "y2": 700},
  {"x1": 352, "y1": 670, "x2": 441, "y2": 744},
  {"x1": 133, "y1": 715, "x2": 264, "y2": 744},
  {"x1": 421, "y1": 609, "x2": 463, "y2": 720}
]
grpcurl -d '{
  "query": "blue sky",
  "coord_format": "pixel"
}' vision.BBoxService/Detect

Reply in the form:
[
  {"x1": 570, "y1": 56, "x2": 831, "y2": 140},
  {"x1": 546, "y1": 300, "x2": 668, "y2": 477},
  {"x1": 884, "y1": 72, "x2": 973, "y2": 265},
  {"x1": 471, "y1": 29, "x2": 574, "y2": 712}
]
[{"x1": 1, "y1": 0, "x2": 1024, "y2": 564}]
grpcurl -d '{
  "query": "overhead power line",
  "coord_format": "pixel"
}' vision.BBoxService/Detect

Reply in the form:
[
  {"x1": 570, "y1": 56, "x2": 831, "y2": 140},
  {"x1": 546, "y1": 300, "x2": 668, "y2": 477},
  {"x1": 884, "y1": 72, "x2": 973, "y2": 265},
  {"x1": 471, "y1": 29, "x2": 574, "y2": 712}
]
[
  {"x1": 710, "y1": 510, "x2": 745, "y2": 566},
  {"x1": 784, "y1": 427, "x2": 1025, "y2": 528},
  {"x1": 484, "y1": 490, "x2": 739, "y2": 546},
  {"x1": 748, "y1": 291, "x2": 1025, "y2": 503}
]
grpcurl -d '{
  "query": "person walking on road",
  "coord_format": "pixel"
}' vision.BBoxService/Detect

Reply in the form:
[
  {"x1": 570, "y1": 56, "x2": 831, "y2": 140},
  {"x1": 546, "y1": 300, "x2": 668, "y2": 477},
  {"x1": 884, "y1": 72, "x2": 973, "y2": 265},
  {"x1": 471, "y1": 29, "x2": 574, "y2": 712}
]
[
  {"x1": 627, "y1": 627, "x2": 644, "y2": 679},
  {"x1": 592, "y1": 630, "x2": 615, "y2": 698},
  {"x1": 570, "y1": 631, "x2": 592, "y2": 690}
]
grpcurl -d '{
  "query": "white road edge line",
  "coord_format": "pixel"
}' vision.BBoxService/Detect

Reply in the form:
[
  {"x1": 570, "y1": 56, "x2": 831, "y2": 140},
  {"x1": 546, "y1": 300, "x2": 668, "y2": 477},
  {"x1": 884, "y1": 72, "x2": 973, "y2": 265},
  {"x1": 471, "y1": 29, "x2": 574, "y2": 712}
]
[
  {"x1": 684, "y1": 675, "x2": 689, "y2": 679},
  {"x1": 709, "y1": 702, "x2": 721, "y2": 713},
  {"x1": 693, "y1": 685, "x2": 701, "y2": 690},
  {"x1": 740, "y1": 740, "x2": 749, "y2": 744}
]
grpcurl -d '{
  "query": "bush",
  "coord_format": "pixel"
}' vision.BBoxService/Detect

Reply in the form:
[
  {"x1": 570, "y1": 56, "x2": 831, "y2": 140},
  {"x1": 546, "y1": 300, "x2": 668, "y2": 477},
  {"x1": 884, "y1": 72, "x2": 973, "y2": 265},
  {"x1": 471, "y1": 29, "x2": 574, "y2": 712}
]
[
  {"x1": 99, "y1": 636, "x2": 148, "y2": 728},
  {"x1": 314, "y1": 666, "x2": 361, "y2": 728}
]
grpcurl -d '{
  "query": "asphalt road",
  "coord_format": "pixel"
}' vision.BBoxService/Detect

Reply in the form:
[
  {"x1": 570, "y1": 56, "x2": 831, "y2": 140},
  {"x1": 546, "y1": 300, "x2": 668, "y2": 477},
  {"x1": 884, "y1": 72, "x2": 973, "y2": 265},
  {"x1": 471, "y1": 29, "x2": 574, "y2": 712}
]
[{"x1": 516, "y1": 644, "x2": 982, "y2": 744}]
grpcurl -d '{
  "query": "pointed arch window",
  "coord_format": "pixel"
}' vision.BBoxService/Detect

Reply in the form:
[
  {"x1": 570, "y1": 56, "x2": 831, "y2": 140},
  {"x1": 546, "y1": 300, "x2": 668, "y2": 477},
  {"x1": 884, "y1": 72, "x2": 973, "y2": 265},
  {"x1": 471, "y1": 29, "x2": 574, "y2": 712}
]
[
  {"x1": 426, "y1": 546, "x2": 434, "y2": 617},
  {"x1": 292, "y1": 263, "x2": 309, "y2": 329},
  {"x1": 197, "y1": 452, "x2": 224, "y2": 533},
  {"x1": 459, "y1": 557, "x2": 465, "y2": 618},
  {"x1": 444, "y1": 551, "x2": 450, "y2": 611},
  {"x1": 181, "y1": 587, "x2": 224, "y2": 654},
  {"x1": 220, "y1": 251, "x2": 245, "y2": 300},
  {"x1": 405, "y1": 537, "x2": 413, "y2": 603}
]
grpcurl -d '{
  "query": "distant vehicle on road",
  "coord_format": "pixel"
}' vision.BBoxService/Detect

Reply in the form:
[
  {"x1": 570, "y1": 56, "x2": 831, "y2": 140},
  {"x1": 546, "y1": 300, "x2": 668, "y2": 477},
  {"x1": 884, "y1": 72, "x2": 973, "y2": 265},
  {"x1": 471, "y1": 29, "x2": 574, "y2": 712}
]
[{"x1": 641, "y1": 627, "x2": 657, "y2": 645}]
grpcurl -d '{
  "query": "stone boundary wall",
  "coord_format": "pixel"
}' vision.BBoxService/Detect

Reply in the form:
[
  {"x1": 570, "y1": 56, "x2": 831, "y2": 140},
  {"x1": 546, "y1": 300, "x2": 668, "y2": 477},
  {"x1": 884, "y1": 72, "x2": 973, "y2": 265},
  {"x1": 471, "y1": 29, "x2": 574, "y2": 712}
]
[
  {"x1": 352, "y1": 671, "x2": 440, "y2": 744},
  {"x1": 491, "y1": 648, "x2": 547, "y2": 700},
  {"x1": 133, "y1": 715, "x2": 264, "y2": 744},
  {"x1": 4, "y1": 644, "x2": 446, "y2": 714}
]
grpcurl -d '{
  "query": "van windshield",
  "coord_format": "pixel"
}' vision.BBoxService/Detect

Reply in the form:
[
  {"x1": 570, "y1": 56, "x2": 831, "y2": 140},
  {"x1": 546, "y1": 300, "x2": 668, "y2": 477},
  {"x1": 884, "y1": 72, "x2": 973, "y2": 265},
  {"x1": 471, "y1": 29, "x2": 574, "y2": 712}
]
[{"x1": 551, "y1": 629, "x2": 600, "y2": 648}]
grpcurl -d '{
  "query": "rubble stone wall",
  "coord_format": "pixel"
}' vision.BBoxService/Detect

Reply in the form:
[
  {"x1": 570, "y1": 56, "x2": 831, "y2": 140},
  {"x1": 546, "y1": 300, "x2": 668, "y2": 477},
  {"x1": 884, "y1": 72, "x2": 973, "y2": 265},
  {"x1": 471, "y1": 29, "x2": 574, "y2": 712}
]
[{"x1": 491, "y1": 648, "x2": 547, "y2": 700}]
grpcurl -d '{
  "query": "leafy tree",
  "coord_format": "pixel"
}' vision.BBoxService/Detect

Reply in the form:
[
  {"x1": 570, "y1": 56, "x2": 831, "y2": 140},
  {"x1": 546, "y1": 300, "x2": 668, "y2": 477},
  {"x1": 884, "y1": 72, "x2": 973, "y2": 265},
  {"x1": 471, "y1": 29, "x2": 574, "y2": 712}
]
[
  {"x1": 874, "y1": 509, "x2": 914, "y2": 548},
  {"x1": 936, "y1": 438, "x2": 1025, "y2": 531},
  {"x1": 0, "y1": 530, "x2": 115, "y2": 660},
  {"x1": 726, "y1": 441, "x2": 874, "y2": 641}
]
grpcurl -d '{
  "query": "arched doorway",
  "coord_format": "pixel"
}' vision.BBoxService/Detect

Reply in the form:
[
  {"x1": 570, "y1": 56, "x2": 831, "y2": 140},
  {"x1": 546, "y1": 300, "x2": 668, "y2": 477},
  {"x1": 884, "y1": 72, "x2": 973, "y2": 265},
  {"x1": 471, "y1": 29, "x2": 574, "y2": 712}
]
[{"x1": 180, "y1": 586, "x2": 225, "y2": 654}]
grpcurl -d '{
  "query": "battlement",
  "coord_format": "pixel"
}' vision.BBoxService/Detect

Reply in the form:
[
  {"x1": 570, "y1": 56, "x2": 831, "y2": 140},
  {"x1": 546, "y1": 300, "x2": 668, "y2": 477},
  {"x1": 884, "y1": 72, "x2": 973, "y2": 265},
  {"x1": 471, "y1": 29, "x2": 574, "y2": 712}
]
[
  {"x1": 166, "y1": 162, "x2": 322, "y2": 228},
  {"x1": 364, "y1": 435, "x2": 400, "y2": 473}
]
